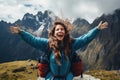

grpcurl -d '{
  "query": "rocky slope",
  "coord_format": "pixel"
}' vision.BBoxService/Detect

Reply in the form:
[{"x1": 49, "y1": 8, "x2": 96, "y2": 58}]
[{"x1": 80, "y1": 9, "x2": 120, "y2": 70}]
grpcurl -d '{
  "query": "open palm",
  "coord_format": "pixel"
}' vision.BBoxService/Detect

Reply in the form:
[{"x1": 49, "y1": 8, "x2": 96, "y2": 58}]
[
  {"x1": 98, "y1": 21, "x2": 109, "y2": 30},
  {"x1": 10, "y1": 26, "x2": 21, "y2": 34}
]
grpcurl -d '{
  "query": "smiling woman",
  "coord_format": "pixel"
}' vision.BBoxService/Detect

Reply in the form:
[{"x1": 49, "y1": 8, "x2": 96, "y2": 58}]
[
  {"x1": 48, "y1": 19, "x2": 74, "y2": 66},
  {"x1": 10, "y1": 18, "x2": 108, "y2": 80}
]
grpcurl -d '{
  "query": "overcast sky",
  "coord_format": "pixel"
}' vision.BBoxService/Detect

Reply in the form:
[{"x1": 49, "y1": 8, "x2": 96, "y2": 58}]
[{"x1": 0, "y1": 0, "x2": 120, "y2": 23}]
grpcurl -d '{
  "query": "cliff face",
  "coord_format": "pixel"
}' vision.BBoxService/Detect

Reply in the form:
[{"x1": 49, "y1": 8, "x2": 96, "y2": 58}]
[{"x1": 80, "y1": 9, "x2": 120, "y2": 70}]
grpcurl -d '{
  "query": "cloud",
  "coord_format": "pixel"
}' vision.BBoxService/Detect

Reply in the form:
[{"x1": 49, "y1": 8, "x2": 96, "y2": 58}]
[
  {"x1": 0, "y1": 0, "x2": 120, "y2": 23},
  {"x1": 24, "y1": 4, "x2": 33, "y2": 7},
  {"x1": 43, "y1": 0, "x2": 120, "y2": 23},
  {"x1": 0, "y1": 0, "x2": 44, "y2": 23},
  {"x1": 95, "y1": 0, "x2": 120, "y2": 14}
]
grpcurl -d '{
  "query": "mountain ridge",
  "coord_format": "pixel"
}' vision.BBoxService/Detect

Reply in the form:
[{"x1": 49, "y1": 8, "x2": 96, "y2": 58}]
[{"x1": 0, "y1": 9, "x2": 120, "y2": 70}]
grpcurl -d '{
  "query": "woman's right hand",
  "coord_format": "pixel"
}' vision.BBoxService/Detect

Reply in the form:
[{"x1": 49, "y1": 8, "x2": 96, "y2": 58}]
[
  {"x1": 10, "y1": 26, "x2": 21, "y2": 34},
  {"x1": 97, "y1": 21, "x2": 109, "y2": 30}
]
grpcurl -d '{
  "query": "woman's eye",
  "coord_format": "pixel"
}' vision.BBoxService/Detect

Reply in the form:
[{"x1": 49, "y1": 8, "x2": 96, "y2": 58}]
[
  {"x1": 61, "y1": 28, "x2": 64, "y2": 31},
  {"x1": 56, "y1": 29, "x2": 59, "y2": 31}
]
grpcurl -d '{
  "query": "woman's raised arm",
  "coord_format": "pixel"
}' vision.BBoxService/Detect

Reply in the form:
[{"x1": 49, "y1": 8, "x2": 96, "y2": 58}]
[
  {"x1": 72, "y1": 21, "x2": 108, "y2": 51},
  {"x1": 10, "y1": 26, "x2": 48, "y2": 52}
]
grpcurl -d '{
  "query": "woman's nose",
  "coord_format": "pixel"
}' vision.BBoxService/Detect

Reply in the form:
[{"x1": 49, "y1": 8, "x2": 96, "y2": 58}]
[{"x1": 59, "y1": 29, "x2": 62, "y2": 32}]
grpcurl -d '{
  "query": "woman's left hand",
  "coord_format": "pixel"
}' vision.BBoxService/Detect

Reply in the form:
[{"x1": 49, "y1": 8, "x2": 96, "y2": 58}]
[{"x1": 98, "y1": 21, "x2": 109, "y2": 30}]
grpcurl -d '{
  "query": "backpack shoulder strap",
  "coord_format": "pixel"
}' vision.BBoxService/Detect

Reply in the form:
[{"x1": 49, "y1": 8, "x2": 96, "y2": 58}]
[{"x1": 46, "y1": 44, "x2": 52, "y2": 63}]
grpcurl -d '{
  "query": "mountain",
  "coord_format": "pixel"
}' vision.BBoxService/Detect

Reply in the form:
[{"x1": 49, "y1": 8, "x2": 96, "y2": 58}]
[
  {"x1": 80, "y1": 9, "x2": 120, "y2": 70},
  {"x1": 71, "y1": 18, "x2": 90, "y2": 38},
  {"x1": 0, "y1": 10, "x2": 55, "y2": 63},
  {"x1": 0, "y1": 9, "x2": 120, "y2": 71}
]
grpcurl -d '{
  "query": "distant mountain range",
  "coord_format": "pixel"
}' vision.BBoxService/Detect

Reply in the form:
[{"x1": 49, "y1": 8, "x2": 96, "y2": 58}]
[{"x1": 0, "y1": 9, "x2": 120, "y2": 70}]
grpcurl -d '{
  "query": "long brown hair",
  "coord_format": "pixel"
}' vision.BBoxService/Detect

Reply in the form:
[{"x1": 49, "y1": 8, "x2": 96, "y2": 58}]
[{"x1": 48, "y1": 19, "x2": 74, "y2": 65}]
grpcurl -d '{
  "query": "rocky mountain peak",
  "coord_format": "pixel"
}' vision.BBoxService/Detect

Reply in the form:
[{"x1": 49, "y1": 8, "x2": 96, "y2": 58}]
[
  {"x1": 22, "y1": 13, "x2": 35, "y2": 21},
  {"x1": 73, "y1": 18, "x2": 90, "y2": 26}
]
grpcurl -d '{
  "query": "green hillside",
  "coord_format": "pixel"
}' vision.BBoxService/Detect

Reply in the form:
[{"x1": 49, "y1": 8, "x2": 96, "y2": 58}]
[
  {"x1": 0, "y1": 60, "x2": 120, "y2": 80},
  {"x1": 0, "y1": 60, "x2": 38, "y2": 80}
]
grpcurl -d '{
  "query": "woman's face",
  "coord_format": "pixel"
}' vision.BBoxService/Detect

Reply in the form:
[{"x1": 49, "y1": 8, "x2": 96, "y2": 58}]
[{"x1": 54, "y1": 24, "x2": 65, "y2": 41}]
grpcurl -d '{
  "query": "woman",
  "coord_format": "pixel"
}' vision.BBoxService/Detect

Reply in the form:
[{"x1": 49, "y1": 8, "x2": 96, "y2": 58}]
[{"x1": 10, "y1": 19, "x2": 108, "y2": 80}]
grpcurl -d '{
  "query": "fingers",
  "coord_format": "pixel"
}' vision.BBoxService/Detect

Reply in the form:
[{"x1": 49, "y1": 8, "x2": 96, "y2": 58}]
[
  {"x1": 10, "y1": 26, "x2": 19, "y2": 34},
  {"x1": 103, "y1": 22, "x2": 109, "y2": 26},
  {"x1": 98, "y1": 21, "x2": 109, "y2": 30},
  {"x1": 10, "y1": 26, "x2": 15, "y2": 33},
  {"x1": 98, "y1": 21, "x2": 103, "y2": 27},
  {"x1": 99, "y1": 21, "x2": 103, "y2": 25},
  {"x1": 102, "y1": 22, "x2": 109, "y2": 28},
  {"x1": 10, "y1": 27, "x2": 16, "y2": 33},
  {"x1": 97, "y1": 21, "x2": 103, "y2": 30}
]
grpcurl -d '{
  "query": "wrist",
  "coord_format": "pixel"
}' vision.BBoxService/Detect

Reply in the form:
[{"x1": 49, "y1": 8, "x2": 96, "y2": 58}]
[
  {"x1": 97, "y1": 26, "x2": 101, "y2": 30},
  {"x1": 18, "y1": 28, "x2": 22, "y2": 34}
]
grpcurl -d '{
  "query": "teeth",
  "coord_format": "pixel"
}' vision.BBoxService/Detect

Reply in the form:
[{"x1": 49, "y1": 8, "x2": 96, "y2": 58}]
[
  {"x1": 58, "y1": 35, "x2": 62, "y2": 37},
  {"x1": 57, "y1": 33, "x2": 64, "y2": 38},
  {"x1": 57, "y1": 34, "x2": 63, "y2": 36},
  {"x1": 58, "y1": 34, "x2": 62, "y2": 35}
]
